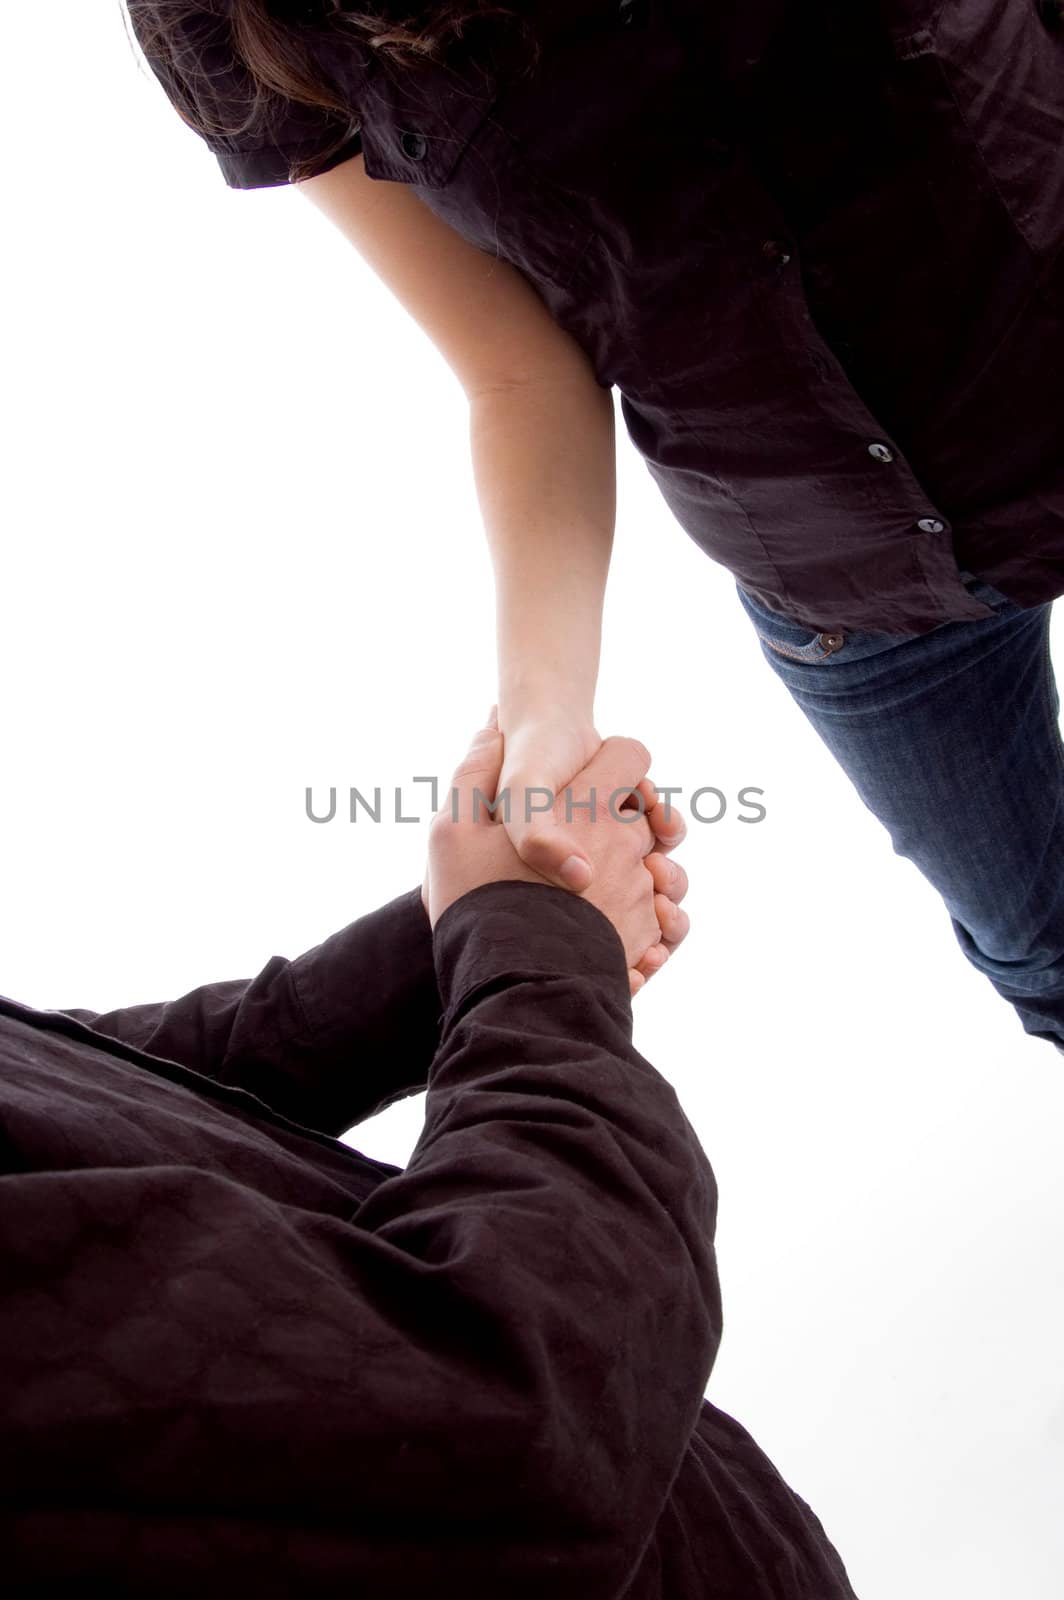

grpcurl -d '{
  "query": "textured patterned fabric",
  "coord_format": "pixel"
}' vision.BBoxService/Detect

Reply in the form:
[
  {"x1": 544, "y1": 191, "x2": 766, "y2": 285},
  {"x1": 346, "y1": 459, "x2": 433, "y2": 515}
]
[{"x1": 1, "y1": 879, "x2": 857, "y2": 1596}]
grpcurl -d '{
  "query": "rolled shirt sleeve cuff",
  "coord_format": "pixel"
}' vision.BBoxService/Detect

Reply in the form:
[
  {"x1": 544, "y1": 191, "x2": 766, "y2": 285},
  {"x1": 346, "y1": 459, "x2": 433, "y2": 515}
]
[{"x1": 213, "y1": 132, "x2": 364, "y2": 191}]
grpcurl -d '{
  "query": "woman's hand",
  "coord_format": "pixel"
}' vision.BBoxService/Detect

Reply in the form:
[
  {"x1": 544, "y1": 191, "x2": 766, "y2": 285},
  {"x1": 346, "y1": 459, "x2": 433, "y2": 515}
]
[{"x1": 496, "y1": 708, "x2": 605, "y2": 891}]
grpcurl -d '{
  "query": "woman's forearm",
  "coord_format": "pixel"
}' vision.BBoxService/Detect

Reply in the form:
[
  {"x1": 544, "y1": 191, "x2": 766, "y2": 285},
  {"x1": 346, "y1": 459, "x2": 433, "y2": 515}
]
[{"x1": 468, "y1": 374, "x2": 617, "y2": 726}]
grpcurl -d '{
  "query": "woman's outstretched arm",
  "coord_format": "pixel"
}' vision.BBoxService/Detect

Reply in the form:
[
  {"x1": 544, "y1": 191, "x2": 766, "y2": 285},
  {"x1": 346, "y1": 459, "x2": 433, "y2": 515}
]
[
  {"x1": 299, "y1": 157, "x2": 642, "y2": 888},
  {"x1": 469, "y1": 369, "x2": 618, "y2": 889}
]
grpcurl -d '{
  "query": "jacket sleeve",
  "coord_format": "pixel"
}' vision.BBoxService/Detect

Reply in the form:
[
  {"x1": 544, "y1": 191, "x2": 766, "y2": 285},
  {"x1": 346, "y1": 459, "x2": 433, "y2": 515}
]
[
  {"x1": 338, "y1": 877, "x2": 723, "y2": 1594},
  {"x1": 13, "y1": 878, "x2": 721, "y2": 1595},
  {"x1": 56, "y1": 884, "x2": 440, "y2": 1136}
]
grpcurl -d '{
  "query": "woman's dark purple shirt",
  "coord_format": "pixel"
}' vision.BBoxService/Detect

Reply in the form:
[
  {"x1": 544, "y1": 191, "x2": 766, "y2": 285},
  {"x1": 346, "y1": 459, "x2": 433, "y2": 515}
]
[{"x1": 132, "y1": 0, "x2": 1064, "y2": 633}]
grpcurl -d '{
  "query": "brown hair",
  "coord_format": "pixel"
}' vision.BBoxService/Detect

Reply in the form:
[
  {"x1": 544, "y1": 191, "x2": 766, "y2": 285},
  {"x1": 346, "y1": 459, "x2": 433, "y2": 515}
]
[{"x1": 126, "y1": 2, "x2": 540, "y2": 178}]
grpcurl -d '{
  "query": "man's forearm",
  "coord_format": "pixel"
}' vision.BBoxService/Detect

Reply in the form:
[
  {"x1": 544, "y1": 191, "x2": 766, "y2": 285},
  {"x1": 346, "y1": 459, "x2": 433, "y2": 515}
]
[
  {"x1": 469, "y1": 374, "x2": 617, "y2": 723},
  {"x1": 56, "y1": 886, "x2": 440, "y2": 1136}
]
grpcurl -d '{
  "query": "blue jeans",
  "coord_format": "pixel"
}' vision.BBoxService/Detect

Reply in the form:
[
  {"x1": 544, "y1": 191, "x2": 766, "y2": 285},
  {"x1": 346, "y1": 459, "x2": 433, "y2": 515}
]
[{"x1": 736, "y1": 573, "x2": 1064, "y2": 1051}]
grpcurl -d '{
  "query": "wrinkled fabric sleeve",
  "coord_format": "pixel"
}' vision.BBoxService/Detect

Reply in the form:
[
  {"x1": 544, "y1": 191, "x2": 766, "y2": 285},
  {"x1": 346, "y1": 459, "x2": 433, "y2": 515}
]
[
  {"x1": 14, "y1": 878, "x2": 720, "y2": 1593},
  {"x1": 128, "y1": 2, "x2": 363, "y2": 189},
  {"x1": 340, "y1": 876, "x2": 722, "y2": 1594},
  {"x1": 57, "y1": 884, "x2": 439, "y2": 1135}
]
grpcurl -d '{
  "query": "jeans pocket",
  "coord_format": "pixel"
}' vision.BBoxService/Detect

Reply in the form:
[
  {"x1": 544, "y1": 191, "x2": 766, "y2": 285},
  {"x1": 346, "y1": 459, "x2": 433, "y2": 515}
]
[
  {"x1": 737, "y1": 573, "x2": 1020, "y2": 670},
  {"x1": 755, "y1": 628, "x2": 845, "y2": 664},
  {"x1": 736, "y1": 584, "x2": 846, "y2": 663}
]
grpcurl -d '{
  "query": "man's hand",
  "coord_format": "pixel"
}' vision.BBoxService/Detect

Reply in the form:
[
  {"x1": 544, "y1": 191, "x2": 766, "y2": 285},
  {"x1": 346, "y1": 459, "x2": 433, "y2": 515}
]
[
  {"x1": 629, "y1": 777, "x2": 690, "y2": 990},
  {"x1": 422, "y1": 710, "x2": 687, "y2": 996}
]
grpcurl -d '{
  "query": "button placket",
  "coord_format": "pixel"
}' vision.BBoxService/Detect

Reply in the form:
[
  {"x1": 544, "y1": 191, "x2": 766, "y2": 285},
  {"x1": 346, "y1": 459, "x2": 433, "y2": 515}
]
[
  {"x1": 686, "y1": 158, "x2": 967, "y2": 596},
  {"x1": 862, "y1": 443, "x2": 950, "y2": 534}
]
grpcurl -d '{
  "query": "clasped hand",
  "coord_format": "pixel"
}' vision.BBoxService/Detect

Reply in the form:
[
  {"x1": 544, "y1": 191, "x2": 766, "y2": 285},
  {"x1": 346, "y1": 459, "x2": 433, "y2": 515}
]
[{"x1": 422, "y1": 708, "x2": 690, "y2": 997}]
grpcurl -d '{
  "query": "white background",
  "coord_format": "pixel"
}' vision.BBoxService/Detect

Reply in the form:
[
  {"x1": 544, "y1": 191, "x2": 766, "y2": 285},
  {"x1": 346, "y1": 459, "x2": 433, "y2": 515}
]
[{"x1": 3, "y1": 7, "x2": 1063, "y2": 1596}]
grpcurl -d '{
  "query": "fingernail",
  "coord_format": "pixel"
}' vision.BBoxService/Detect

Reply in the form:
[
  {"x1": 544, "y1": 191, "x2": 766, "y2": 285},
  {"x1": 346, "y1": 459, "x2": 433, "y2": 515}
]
[{"x1": 560, "y1": 854, "x2": 592, "y2": 891}]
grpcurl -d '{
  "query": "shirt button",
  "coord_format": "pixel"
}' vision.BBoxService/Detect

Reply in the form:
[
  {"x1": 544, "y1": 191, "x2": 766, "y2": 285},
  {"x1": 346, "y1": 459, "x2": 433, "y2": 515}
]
[
  {"x1": 917, "y1": 517, "x2": 947, "y2": 534},
  {"x1": 762, "y1": 239, "x2": 793, "y2": 266},
  {"x1": 705, "y1": 137, "x2": 734, "y2": 165},
  {"x1": 400, "y1": 130, "x2": 427, "y2": 160},
  {"x1": 867, "y1": 442, "x2": 895, "y2": 464}
]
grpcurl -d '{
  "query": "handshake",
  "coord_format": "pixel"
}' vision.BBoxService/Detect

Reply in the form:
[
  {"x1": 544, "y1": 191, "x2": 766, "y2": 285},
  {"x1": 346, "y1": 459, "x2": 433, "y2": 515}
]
[{"x1": 421, "y1": 707, "x2": 691, "y2": 997}]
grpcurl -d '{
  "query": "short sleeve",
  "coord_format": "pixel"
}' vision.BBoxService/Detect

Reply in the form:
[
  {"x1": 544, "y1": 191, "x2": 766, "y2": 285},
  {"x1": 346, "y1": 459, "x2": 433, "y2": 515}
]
[{"x1": 128, "y1": 2, "x2": 364, "y2": 190}]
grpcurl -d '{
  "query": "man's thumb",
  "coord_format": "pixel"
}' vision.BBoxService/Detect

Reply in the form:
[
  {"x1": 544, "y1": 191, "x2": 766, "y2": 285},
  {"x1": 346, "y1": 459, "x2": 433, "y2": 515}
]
[{"x1": 448, "y1": 705, "x2": 504, "y2": 823}]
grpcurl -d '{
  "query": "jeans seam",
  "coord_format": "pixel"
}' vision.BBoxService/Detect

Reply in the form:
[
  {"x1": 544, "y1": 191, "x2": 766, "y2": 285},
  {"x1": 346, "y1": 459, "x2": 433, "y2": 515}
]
[{"x1": 1038, "y1": 615, "x2": 1064, "y2": 769}]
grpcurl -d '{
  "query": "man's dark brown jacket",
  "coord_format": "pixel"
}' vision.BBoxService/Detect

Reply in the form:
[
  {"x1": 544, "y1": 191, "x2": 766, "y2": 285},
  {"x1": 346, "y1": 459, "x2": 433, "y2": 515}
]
[{"x1": 1, "y1": 880, "x2": 857, "y2": 1597}]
